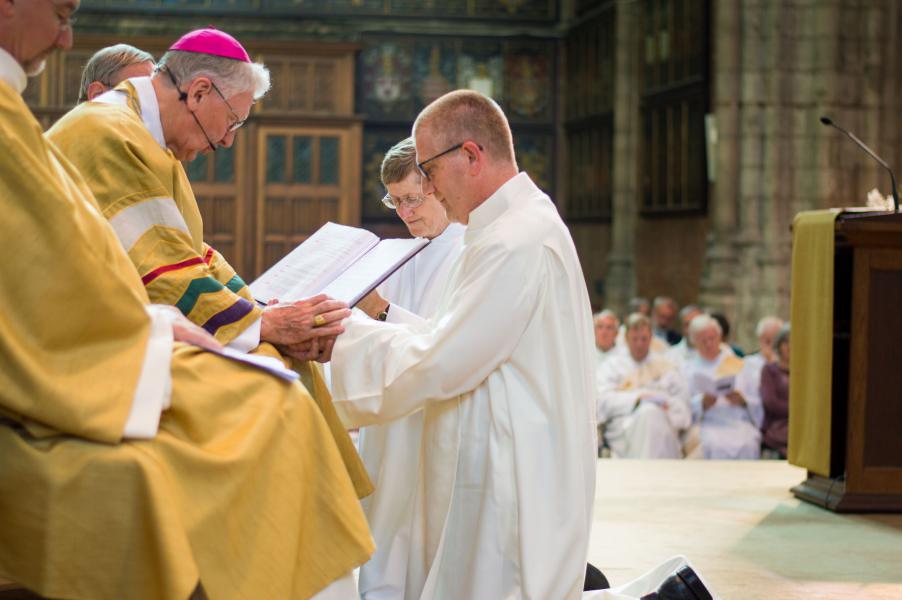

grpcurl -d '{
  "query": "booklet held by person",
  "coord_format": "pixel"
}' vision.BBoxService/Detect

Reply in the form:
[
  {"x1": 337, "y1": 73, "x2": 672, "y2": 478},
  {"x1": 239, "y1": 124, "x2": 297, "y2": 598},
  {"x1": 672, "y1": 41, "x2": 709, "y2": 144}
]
[{"x1": 249, "y1": 221, "x2": 429, "y2": 307}]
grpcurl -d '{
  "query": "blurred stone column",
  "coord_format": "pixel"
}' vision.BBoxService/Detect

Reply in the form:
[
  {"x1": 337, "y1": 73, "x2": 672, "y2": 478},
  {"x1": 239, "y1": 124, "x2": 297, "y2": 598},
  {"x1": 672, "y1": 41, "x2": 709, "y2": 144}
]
[
  {"x1": 698, "y1": 0, "x2": 741, "y2": 322},
  {"x1": 605, "y1": 0, "x2": 642, "y2": 317}
]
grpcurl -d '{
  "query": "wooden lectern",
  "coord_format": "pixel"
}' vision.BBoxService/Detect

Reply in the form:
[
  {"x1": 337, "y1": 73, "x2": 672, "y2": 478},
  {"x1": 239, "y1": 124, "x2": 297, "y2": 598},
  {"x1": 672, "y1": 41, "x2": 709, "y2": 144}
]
[{"x1": 790, "y1": 211, "x2": 902, "y2": 512}]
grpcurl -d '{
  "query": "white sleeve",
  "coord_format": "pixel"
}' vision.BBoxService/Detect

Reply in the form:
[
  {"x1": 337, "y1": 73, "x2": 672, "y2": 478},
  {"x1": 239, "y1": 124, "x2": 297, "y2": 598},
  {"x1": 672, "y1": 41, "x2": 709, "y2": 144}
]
[
  {"x1": 123, "y1": 305, "x2": 174, "y2": 439},
  {"x1": 331, "y1": 240, "x2": 544, "y2": 427},
  {"x1": 227, "y1": 315, "x2": 262, "y2": 353},
  {"x1": 385, "y1": 303, "x2": 427, "y2": 327}
]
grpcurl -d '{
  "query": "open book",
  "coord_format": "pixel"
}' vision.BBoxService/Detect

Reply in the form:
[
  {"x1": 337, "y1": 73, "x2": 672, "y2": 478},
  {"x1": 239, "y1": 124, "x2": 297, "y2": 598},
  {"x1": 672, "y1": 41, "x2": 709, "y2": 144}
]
[
  {"x1": 689, "y1": 372, "x2": 736, "y2": 396},
  {"x1": 249, "y1": 222, "x2": 429, "y2": 307}
]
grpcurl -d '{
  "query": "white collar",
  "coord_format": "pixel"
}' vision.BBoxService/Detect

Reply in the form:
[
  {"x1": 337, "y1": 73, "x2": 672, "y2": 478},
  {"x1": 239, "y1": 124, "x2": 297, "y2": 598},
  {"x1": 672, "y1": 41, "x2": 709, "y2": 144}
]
[
  {"x1": 94, "y1": 77, "x2": 166, "y2": 150},
  {"x1": 0, "y1": 47, "x2": 27, "y2": 95},
  {"x1": 429, "y1": 222, "x2": 466, "y2": 245},
  {"x1": 464, "y1": 171, "x2": 545, "y2": 245}
]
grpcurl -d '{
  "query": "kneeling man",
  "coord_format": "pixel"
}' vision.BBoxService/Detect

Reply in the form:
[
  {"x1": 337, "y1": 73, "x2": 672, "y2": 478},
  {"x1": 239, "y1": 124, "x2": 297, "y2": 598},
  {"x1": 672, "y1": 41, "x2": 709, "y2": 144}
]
[{"x1": 597, "y1": 313, "x2": 690, "y2": 458}]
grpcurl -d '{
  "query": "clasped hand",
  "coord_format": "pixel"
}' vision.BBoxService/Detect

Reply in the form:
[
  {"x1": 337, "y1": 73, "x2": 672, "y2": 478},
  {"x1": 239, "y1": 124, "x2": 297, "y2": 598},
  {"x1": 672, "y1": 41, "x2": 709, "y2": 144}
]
[{"x1": 261, "y1": 294, "x2": 351, "y2": 363}]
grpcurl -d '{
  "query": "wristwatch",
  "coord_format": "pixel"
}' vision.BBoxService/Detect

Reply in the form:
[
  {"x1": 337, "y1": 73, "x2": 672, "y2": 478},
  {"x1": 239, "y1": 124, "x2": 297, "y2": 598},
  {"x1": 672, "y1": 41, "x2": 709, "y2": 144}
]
[{"x1": 376, "y1": 304, "x2": 390, "y2": 322}]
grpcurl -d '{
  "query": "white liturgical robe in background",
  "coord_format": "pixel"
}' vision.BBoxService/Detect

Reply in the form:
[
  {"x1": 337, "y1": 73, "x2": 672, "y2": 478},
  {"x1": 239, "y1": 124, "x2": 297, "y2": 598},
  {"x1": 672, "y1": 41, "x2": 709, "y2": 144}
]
[
  {"x1": 597, "y1": 353, "x2": 690, "y2": 458},
  {"x1": 684, "y1": 348, "x2": 764, "y2": 459},
  {"x1": 331, "y1": 173, "x2": 597, "y2": 600},
  {"x1": 355, "y1": 222, "x2": 465, "y2": 600}
]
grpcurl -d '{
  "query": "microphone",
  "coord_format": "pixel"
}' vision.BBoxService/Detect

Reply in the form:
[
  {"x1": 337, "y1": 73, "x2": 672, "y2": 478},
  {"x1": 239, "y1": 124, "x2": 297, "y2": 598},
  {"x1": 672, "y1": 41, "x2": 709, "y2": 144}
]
[{"x1": 820, "y1": 116, "x2": 899, "y2": 213}]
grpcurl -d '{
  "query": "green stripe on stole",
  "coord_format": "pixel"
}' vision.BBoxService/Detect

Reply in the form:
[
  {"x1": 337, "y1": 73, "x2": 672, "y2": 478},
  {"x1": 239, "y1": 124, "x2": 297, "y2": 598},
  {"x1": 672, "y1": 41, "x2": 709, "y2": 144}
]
[
  {"x1": 225, "y1": 274, "x2": 247, "y2": 294},
  {"x1": 174, "y1": 276, "x2": 226, "y2": 316}
]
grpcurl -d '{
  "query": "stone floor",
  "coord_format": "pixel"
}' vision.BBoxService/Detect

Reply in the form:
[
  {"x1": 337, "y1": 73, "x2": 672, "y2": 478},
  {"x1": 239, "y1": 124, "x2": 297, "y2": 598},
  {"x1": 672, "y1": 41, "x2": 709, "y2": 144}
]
[{"x1": 587, "y1": 459, "x2": 902, "y2": 600}]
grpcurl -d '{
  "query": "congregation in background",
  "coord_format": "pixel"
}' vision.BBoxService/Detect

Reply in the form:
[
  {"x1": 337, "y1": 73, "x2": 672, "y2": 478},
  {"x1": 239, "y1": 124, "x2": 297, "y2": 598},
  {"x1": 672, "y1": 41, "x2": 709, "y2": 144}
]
[{"x1": 594, "y1": 296, "x2": 791, "y2": 461}]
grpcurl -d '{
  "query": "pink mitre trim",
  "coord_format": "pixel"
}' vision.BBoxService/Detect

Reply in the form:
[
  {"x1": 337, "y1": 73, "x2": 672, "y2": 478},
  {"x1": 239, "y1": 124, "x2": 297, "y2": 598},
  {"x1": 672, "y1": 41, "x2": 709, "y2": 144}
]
[{"x1": 169, "y1": 27, "x2": 251, "y2": 63}]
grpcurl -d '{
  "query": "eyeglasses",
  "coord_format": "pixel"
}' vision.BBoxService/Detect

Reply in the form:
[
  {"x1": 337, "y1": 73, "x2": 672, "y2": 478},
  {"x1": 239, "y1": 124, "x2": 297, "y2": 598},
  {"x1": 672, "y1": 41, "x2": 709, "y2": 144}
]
[
  {"x1": 416, "y1": 142, "x2": 483, "y2": 180},
  {"x1": 210, "y1": 81, "x2": 247, "y2": 133},
  {"x1": 381, "y1": 192, "x2": 427, "y2": 211},
  {"x1": 163, "y1": 67, "x2": 247, "y2": 152}
]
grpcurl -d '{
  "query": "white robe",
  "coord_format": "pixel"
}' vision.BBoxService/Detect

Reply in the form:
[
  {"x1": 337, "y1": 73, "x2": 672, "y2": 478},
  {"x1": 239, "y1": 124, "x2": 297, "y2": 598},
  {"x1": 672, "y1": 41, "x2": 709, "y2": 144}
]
[
  {"x1": 355, "y1": 222, "x2": 465, "y2": 600},
  {"x1": 596, "y1": 353, "x2": 691, "y2": 458},
  {"x1": 684, "y1": 349, "x2": 764, "y2": 459},
  {"x1": 331, "y1": 172, "x2": 597, "y2": 600}
]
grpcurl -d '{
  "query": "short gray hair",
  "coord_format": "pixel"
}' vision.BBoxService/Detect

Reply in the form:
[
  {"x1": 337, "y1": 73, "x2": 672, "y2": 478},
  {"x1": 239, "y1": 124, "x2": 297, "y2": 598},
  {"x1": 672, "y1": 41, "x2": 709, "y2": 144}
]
[
  {"x1": 593, "y1": 309, "x2": 619, "y2": 325},
  {"x1": 381, "y1": 137, "x2": 418, "y2": 186},
  {"x1": 79, "y1": 44, "x2": 155, "y2": 103},
  {"x1": 772, "y1": 323, "x2": 791, "y2": 353},
  {"x1": 629, "y1": 297, "x2": 649, "y2": 313},
  {"x1": 653, "y1": 296, "x2": 678, "y2": 311},
  {"x1": 756, "y1": 315, "x2": 784, "y2": 338},
  {"x1": 688, "y1": 313, "x2": 721, "y2": 341},
  {"x1": 156, "y1": 50, "x2": 271, "y2": 100},
  {"x1": 679, "y1": 304, "x2": 702, "y2": 320},
  {"x1": 413, "y1": 89, "x2": 515, "y2": 164},
  {"x1": 625, "y1": 313, "x2": 652, "y2": 333}
]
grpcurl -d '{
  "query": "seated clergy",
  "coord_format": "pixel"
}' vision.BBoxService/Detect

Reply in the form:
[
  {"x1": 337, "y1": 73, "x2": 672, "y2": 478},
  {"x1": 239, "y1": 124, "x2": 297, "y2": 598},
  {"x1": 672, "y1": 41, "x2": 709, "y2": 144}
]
[
  {"x1": 78, "y1": 43, "x2": 155, "y2": 103},
  {"x1": 48, "y1": 27, "x2": 371, "y2": 505},
  {"x1": 49, "y1": 29, "x2": 349, "y2": 366},
  {"x1": 597, "y1": 313, "x2": 691, "y2": 459},
  {"x1": 342, "y1": 136, "x2": 465, "y2": 599},
  {"x1": 652, "y1": 295, "x2": 682, "y2": 345},
  {"x1": 760, "y1": 323, "x2": 791, "y2": 458},
  {"x1": 683, "y1": 314, "x2": 764, "y2": 459},
  {"x1": 743, "y1": 315, "x2": 784, "y2": 395},
  {"x1": 0, "y1": 12, "x2": 372, "y2": 600},
  {"x1": 594, "y1": 309, "x2": 621, "y2": 365},
  {"x1": 666, "y1": 304, "x2": 704, "y2": 366}
]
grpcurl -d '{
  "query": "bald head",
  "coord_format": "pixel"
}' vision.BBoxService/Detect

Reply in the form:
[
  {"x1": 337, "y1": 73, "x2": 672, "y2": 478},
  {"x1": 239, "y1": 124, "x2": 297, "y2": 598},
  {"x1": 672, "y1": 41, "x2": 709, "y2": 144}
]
[
  {"x1": 413, "y1": 89, "x2": 516, "y2": 165},
  {"x1": 412, "y1": 90, "x2": 520, "y2": 224}
]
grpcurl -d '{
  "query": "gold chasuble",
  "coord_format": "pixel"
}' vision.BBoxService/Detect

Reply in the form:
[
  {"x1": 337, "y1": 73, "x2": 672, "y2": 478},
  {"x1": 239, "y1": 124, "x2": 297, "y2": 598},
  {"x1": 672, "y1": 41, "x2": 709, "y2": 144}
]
[
  {"x1": 46, "y1": 78, "x2": 373, "y2": 499},
  {"x1": 0, "y1": 81, "x2": 373, "y2": 600},
  {"x1": 47, "y1": 79, "x2": 258, "y2": 345}
]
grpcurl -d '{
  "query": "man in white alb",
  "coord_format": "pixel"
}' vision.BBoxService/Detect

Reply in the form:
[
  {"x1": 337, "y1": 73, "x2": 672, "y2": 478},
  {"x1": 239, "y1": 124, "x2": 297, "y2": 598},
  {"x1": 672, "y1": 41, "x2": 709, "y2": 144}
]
[
  {"x1": 351, "y1": 137, "x2": 465, "y2": 600},
  {"x1": 597, "y1": 313, "x2": 690, "y2": 459},
  {"x1": 683, "y1": 314, "x2": 763, "y2": 459},
  {"x1": 330, "y1": 90, "x2": 714, "y2": 600},
  {"x1": 594, "y1": 309, "x2": 621, "y2": 365}
]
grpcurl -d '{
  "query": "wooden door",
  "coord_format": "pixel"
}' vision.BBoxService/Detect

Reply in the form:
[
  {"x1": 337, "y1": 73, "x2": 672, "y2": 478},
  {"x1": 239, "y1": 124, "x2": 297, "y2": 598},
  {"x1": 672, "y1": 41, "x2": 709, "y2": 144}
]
[{"x1": 254, "y1": 125, "x2": 361, "y2": 276}]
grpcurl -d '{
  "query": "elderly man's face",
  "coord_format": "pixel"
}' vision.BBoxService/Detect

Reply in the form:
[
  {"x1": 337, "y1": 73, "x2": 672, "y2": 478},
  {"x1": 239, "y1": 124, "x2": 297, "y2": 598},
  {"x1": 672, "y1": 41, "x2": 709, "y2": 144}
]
[
  {"x1": 693, "y1": 326, "x2": 722, "y2": 361},
  {"x1": 758, "y1": 324, "x2": 782, "y2": 360},
  {"x1": 626, "y1": 325, "x2": 652, "y2": 362},
  {"x1": 5, "y1": 0, "x2": 77, "y2": 75},
  {"x1": 174, "y1": 79, "x2": 253, "y2": 162},
  {"x1": 594, "y1": 316, "x2": 618, "y2": 352},
  {"x1": 386, "y1": 171, "x2": 450, "y2": 240}
]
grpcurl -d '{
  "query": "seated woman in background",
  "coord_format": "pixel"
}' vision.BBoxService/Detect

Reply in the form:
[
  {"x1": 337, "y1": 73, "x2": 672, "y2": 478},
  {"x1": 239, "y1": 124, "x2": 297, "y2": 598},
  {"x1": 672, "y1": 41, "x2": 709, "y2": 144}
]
[{"x1": 760, "y1": 323, "x2": 790, "y2": 458}]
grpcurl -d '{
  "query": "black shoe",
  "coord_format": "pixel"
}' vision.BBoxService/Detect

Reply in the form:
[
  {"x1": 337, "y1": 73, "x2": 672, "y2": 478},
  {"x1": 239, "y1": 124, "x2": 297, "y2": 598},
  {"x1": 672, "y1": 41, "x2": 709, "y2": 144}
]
[
  {"x1": 640, "y1": 566, "x2": 713, "y2": 600},
  {"x1": 584, "y1": 562, "x2": 610, "y2": 591}
]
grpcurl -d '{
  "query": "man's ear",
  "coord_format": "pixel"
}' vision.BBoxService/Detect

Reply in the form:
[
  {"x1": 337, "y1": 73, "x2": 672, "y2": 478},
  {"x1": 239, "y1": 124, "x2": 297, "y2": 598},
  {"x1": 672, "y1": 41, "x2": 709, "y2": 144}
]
[
  {"x1": 86, "y1": 81, "x2": 107, "y2": 101},
  {"x1": 462, "y1": 140, "x2": 482, "y2": 174},
  {"x1": 186, "y1": 76, "x2": 213, "y2": 109}
]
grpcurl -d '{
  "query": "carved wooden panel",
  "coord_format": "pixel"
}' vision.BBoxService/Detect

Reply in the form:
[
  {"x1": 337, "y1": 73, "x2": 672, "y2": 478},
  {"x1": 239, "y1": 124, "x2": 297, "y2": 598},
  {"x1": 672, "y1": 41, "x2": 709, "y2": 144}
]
[{"x1": 254, "y1": 48, "x2": 355, "y2": 116}]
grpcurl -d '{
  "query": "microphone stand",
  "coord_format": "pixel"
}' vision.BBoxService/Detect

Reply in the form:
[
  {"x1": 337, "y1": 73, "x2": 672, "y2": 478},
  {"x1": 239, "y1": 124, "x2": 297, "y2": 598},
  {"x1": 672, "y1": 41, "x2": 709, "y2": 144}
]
[{"x1": 820, "y1": 116, "x2": 899, "y2": 213}]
